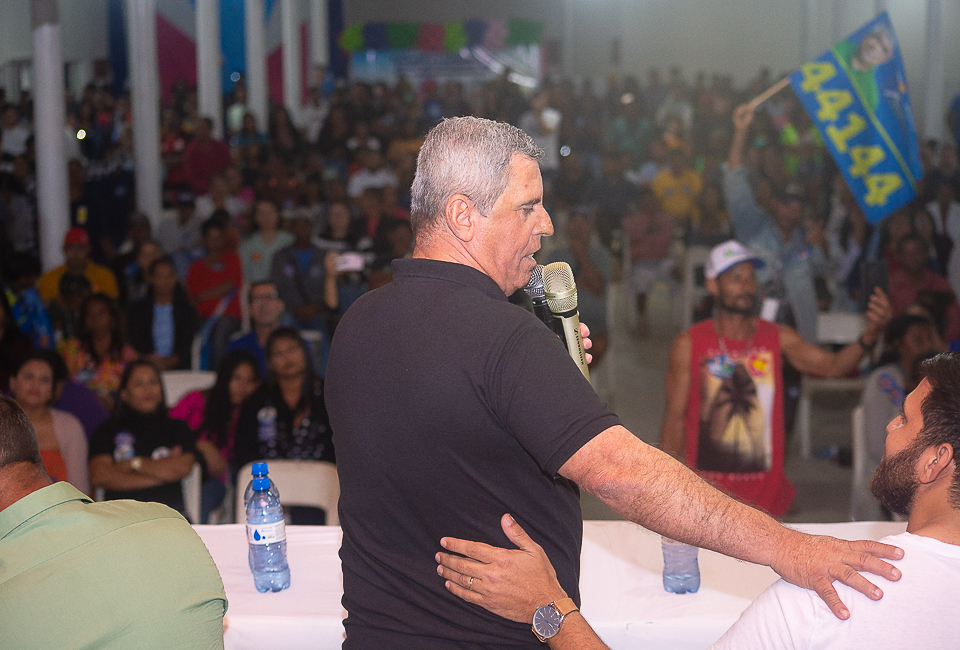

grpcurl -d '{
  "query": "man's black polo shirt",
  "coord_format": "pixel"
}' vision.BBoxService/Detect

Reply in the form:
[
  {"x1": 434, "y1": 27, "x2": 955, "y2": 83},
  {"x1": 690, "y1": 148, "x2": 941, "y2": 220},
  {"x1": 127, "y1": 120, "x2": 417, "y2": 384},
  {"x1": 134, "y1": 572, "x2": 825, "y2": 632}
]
[{"x1": 326, "y1": 258, "x2": 620, "y2": 649}]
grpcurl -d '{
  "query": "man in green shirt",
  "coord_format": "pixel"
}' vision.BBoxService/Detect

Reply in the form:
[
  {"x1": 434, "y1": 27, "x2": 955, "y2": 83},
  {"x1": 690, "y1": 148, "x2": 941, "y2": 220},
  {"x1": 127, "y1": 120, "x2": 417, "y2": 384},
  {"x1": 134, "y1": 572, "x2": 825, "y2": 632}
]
[{"x1": 0, "y1": 396, "x2": 228, "y2": 649}]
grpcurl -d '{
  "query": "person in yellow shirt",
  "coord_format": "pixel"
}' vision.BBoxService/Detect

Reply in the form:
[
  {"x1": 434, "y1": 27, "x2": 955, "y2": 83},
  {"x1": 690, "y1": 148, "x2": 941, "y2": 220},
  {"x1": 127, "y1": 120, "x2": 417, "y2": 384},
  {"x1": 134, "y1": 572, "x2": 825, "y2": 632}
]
[
  {"x1": 37, "y1": 228, "x2": 119, "y2": 303},
  {"x1": 651, "y1": 148, "x2": 703, "y2": 226}
]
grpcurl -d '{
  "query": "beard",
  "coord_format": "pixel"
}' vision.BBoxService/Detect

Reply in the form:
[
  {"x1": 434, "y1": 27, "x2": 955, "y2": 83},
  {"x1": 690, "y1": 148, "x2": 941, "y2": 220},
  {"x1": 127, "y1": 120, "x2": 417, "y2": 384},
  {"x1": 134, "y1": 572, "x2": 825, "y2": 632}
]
[
  {"x1": 869, "y1": 445, "x2": 922, "y2": 516},
  {"x1": 717, "y1": 292, "x2": 757, "y2": 317}
]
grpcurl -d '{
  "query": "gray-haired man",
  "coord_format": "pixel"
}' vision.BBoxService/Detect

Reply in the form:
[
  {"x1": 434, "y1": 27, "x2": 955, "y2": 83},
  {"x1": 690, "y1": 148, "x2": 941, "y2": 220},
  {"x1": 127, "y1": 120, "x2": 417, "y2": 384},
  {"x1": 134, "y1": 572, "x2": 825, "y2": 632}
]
[{"x1": 326, "y1": 117, "x2": 902, "y2": 649}]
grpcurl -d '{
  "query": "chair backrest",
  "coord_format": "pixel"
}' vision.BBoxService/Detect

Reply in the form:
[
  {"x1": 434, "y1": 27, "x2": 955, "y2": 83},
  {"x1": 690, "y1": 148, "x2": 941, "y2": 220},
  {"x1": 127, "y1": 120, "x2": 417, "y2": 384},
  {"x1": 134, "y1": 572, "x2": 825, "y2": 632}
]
[
  {"x1": 161, "y1": 370, "x2": 217, "y2": 407},
  {"x1": 235, "y1": 460, "x2": 340, "y2": 525},
  {"x1": 816, "y1": 312, "x2": 866, "y2": 345},
  {"x1": 182, "y1": 462, "x2": 202, "y2": 524}
]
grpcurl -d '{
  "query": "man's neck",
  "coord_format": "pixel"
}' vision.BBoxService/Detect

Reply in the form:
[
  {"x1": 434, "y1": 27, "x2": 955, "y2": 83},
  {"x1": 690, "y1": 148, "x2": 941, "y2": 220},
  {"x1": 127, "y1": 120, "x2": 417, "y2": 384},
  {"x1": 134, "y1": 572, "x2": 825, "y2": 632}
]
[
  {"x1": 906, "y1": 488, "x2": 960, "y2": 547},
  {"x1": 66, "y1": 261, "x2": 87, "y2": 275},
  {"x1": 414, "y1": 238, "x2": 509, "y2": 296},
  {"x1": 713, "y1": 310, "x2": 756, "y2": 340},
  {"x1": 0, "y1": 463, "x2": 53, "y2": 513},
  {"x1": 255, "y1": 321, "x2": 278, "y2": 346}
]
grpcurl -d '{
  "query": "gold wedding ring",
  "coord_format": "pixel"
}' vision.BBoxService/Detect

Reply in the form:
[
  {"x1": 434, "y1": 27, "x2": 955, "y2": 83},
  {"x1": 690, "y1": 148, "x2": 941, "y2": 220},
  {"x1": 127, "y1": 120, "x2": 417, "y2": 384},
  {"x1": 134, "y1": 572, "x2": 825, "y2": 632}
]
[{"x1": 467, "y1": 576, "x2": 474, "y2": 590}]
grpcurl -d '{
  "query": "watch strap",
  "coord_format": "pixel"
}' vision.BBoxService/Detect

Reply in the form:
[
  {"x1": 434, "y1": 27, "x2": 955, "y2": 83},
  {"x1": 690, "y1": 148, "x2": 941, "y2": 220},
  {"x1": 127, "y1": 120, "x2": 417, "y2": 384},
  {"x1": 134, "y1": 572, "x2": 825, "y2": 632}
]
[{"x1": 554, "y1": 597, "x2": 578, "y2": 617}]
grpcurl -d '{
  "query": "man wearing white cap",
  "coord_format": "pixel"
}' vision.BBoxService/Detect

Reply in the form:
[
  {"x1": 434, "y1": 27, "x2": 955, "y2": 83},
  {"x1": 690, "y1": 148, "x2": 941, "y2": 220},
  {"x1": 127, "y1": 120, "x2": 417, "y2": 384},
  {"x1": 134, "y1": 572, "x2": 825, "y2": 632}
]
[{"x1": 659, "y1": 240, "x2": 891, "y2": 516}]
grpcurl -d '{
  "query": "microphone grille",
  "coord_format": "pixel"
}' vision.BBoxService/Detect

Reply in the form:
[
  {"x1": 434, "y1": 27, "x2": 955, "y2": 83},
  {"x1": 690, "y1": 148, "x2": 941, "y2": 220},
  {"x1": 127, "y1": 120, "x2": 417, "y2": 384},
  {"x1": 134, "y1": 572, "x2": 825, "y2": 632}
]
[
  {"x1": 524, "y1": 265, "x2": 545, "y2": 299},
  {"x1": 542, "y1": 261, "x2": 578, "y2": 313}
]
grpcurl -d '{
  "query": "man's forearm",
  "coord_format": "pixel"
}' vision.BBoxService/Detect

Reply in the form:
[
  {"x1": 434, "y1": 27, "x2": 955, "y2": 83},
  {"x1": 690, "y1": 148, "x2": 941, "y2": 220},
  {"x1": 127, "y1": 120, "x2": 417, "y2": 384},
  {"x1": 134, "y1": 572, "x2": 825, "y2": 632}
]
[{"x1": 567, "y1": 428, "x2": 793, "y2": 570}]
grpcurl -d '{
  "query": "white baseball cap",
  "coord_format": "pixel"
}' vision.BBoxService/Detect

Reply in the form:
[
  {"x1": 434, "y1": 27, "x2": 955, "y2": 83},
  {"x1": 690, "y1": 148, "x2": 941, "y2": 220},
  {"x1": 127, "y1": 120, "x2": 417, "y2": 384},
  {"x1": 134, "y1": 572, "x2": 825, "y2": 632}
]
[{"x1": 704, "y1": 240, "x2": 765, "y2": 280}]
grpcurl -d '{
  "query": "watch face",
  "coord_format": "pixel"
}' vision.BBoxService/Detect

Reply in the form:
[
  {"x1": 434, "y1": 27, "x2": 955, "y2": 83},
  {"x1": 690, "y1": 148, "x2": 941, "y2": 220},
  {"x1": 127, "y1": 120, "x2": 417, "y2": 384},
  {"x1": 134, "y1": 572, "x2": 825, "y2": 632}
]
[{"x1": 533, "y1": 604, "x2": 562, "y2": 638}]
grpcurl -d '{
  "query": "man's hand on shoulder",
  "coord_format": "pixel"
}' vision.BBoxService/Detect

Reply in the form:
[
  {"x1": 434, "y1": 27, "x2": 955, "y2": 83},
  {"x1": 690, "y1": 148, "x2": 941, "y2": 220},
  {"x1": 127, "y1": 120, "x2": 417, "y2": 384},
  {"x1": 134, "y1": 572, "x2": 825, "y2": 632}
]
[{"x1": 771, "y1": 529, "x2": 903, "y2": 620}]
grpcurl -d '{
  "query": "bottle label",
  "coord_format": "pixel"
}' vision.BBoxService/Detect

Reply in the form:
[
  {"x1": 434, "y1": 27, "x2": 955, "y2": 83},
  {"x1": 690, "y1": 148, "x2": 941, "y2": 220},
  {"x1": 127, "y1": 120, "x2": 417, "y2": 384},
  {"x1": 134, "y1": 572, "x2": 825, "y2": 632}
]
[{"x1": 247, "y1": 520, "x2": 286, "y2": 545}]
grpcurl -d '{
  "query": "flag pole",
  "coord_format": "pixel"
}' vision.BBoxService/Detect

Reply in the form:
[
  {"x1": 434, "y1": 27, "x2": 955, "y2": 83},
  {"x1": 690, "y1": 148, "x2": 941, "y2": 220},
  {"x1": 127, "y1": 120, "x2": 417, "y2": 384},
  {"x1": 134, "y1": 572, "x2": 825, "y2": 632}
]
[{"x1": 746, "y1": 76, "x2": 792, "y2": 110}]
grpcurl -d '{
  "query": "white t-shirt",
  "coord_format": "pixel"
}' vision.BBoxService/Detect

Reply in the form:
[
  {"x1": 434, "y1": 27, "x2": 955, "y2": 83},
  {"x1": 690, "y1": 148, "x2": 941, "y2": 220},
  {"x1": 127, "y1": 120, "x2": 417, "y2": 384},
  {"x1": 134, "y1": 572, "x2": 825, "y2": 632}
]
[{"x1": 710, "y1": 532, "x2": 960, "y2": 650}]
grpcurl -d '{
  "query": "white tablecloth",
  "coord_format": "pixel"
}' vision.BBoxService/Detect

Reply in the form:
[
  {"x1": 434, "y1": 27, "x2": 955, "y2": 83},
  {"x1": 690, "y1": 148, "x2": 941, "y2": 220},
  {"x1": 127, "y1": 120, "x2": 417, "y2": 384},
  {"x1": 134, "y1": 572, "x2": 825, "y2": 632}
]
[{"x1": 194, "y1": 520, "x2": 907, "y2": 650}]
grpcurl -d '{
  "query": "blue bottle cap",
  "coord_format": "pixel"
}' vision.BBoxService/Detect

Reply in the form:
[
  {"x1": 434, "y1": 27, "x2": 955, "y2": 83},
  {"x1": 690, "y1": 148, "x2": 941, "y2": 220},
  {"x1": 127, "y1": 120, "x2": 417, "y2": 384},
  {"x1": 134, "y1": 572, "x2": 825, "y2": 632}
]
[
  {"x1": 251, "y1": 462, "x2": 268, "y2": 476},
  {"x1": 252, "y1": 477, "x2": 270, "y2": 491}
]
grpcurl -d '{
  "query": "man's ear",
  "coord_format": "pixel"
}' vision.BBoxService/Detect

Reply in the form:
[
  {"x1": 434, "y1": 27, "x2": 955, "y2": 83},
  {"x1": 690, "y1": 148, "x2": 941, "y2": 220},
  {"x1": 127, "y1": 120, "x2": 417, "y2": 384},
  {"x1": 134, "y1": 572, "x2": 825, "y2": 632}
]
[
  {"x1": 919, "y1": 443, "x2": 954, "y2": 485},
  {"x1": 444, "y1": 194, "x2": 477, "y2": 243}
]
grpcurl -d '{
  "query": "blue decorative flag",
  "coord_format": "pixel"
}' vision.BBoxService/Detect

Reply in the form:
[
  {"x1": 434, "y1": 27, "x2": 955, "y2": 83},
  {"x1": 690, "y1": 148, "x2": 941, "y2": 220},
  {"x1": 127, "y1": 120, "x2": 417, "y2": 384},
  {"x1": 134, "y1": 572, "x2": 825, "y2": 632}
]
[{"x1": 789, "y1": 12, "x2": 922, "y2": 224}]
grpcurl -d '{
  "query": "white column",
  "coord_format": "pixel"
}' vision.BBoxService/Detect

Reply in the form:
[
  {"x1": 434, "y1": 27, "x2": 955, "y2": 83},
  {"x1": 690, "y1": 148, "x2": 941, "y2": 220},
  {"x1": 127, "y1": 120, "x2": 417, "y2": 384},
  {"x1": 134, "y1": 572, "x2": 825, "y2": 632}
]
[
  {"x1": 562, "y1": 0, "x2": 575, "y2": 76},
  {"x1": 309, "y1": 0, "x2": 327, "y2": 68},
  {"x1": 126, "y1": 0, "x2": 162, "y2": 227},
  {"x1": 245, "y1": 0, "x2": 268, "y2": 130},
  {"x1": 922, "y1": 0, "x2": 944, "y2": 141},
  {"x1": 32, "y1": 0, "x2": 69, "y2": 271},
  {"x1": 281, "y1": 0, "x2": 301, "y2": 125},
  {"x1": 832, "y1": 0, "x2": 846, "y2": 46},
  {"x1": 196, "y1": 0, "x2": 223, "y2": 137}
]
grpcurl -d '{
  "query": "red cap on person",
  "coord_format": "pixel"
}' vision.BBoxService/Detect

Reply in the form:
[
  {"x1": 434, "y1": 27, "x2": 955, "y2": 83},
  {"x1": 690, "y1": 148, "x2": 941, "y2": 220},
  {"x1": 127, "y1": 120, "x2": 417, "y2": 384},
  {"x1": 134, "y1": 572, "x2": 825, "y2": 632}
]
[{"x1": 63, "y1": 227, "x2": 91, "y2": 248}]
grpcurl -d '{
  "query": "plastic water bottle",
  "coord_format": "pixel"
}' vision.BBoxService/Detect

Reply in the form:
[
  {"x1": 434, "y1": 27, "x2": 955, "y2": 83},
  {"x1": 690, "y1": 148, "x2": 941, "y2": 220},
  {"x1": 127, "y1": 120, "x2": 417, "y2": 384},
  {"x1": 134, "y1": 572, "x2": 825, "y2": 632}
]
[
  {"x1": 245, "y1": 467, "x2": 290, "y2": 592},
  {"x1": 243, "y1": 461, "x2": 280, "y2": 505},
  {"x1": 661, "y1": 536, "x2": 700, "y2": 594}
]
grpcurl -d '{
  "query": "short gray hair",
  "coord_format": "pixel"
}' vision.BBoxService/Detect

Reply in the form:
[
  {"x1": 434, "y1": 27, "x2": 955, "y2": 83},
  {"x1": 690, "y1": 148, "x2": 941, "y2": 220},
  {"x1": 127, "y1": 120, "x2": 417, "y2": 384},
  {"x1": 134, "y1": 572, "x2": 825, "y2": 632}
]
[{"x1": 410, "y1": 117, "x2": 542, "y2": 242}]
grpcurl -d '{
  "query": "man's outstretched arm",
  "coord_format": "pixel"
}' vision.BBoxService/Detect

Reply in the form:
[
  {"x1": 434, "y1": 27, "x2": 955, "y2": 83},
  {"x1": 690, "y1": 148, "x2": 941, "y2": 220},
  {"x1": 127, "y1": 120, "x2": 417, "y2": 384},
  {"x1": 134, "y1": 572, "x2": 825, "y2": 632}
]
[{"x1": 559, "y1": 425, "x2": 902, "y2": 620}]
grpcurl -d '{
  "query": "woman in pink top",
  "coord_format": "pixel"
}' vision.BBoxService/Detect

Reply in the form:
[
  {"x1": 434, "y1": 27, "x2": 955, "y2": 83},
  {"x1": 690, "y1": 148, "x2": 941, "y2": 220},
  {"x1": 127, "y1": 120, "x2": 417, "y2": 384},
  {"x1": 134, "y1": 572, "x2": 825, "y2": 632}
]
[
  {"x1": 9, "y1": 350, "x2": 90, "y2": 495},
  {"x1": 171, "y1": 349, "x2": 259, "y2": 522}
]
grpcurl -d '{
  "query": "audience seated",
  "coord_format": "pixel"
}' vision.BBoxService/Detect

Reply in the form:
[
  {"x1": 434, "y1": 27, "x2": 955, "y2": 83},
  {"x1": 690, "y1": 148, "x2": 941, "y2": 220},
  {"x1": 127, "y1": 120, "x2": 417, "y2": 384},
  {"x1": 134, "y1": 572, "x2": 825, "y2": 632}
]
[
  {"x1": 227, "y1": 280, "x2": 288, "y2": 377},
  {"x1": 239, "y1": 199, "x2": 294, "y2": 283},
  {"x1": 127, "y1": 256, "x2": 198, "y2": 371},
  {"x1": 61, "y1": 293, "x2": 137, "y2": 411},
  {"x1": 0, "y1": 397, "x2": 227, "y2": 647},
  {"x1": 233, "y1": 328, "x2": 335, "y2": 477},
  {"x1": 88, "y1": 360, "x2": 198, "y2": 517},
  {"x1": 547, "y1": 207, "x2": 612, "y2": 365},
  {"x1": 887, "y1": 234, "x2": 960, "y2": 341},
  {"x1": 621, "y1": 189, "x2": 677, "y2": 331},
  {"x1": 1, "y1": 252, "x2": 53, "y2": 349},
  {"x1": 0, "y1": 292, "x2": 32, "y2": 393},
  {"x1": 182, "y1": 116, "x2": 231, "y2": 196},
  {"x1": 37, "y1": 227, "x2": 119, "y2": 303},
  {"x1": 9, "y1": 351, "x2": 89, "y2": 494},
  {"x1": 270, "y1": 212, "x2": 341, "y2": 375},
  {"x1": 171, "y1": 349, "x2": 260, "y2": 523},
  {"x1": 45, "y1": 348, "x2": 109, "y2": 441},
  {"x1": 186, "y1": 215, "x2": 244, "y2": 369}
]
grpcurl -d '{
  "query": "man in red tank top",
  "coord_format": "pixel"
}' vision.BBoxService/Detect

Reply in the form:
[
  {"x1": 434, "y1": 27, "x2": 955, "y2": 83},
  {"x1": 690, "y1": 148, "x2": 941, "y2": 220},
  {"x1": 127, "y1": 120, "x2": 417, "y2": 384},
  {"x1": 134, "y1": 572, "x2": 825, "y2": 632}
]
[{"x1": 660, "y1": 241, "x2": 892, "y2": 516}]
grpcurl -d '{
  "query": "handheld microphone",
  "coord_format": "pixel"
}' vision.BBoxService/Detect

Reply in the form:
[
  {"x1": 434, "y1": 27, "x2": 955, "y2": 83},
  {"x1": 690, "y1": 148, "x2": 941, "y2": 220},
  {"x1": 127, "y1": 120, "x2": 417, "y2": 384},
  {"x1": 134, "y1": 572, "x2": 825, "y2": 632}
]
[
  {"x1": 524, "y1": 265, "x2": 563, "y2": 336},
  {"x1": 542, "y1": 261, "x2": 590, "y2": 381}
]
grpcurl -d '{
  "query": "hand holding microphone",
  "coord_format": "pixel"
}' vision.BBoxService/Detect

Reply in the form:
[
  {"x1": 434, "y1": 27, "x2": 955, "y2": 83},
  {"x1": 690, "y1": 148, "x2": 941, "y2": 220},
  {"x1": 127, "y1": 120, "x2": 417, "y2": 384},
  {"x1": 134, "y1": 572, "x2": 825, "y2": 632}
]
[{"x1": 542, "y1": 261, "x2": 590, "y2": 381}]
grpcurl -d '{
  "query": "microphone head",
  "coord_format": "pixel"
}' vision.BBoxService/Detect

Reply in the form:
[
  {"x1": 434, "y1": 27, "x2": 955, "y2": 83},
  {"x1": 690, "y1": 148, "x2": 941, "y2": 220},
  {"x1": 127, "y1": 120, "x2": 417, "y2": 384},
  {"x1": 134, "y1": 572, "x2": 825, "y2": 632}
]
[
  {"x1": 542, "y1": 261, "x2": 578, "y2": 313},
  {"x1": 524, "y1": 265, "x2": 545, "y2": 300}
]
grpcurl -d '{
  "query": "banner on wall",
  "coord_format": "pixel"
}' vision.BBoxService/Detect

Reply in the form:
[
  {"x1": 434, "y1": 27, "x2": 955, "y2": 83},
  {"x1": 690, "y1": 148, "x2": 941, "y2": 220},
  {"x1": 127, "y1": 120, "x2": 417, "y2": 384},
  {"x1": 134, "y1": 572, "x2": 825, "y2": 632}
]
[
  {"x1": 789, "y1": 12, "x2": 922, "y2": 224},
  {"x1": 338, "y1": 19, "x2": 544, "y2": 53}
]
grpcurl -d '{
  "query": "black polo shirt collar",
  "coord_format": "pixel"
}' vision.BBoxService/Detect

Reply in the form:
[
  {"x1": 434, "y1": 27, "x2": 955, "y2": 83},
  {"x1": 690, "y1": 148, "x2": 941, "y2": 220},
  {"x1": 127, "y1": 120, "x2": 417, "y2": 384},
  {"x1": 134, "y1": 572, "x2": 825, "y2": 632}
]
[{"x1": 392, "y1": 258, "x2": 508, "y2": 303}]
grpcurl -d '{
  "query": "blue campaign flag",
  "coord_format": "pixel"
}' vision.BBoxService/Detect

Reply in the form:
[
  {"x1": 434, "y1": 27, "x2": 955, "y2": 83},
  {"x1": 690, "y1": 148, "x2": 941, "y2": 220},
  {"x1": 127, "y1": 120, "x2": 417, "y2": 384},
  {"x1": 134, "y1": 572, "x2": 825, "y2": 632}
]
[{"x1": 789, "y1": 12, "x2": 922, "y2": 224}]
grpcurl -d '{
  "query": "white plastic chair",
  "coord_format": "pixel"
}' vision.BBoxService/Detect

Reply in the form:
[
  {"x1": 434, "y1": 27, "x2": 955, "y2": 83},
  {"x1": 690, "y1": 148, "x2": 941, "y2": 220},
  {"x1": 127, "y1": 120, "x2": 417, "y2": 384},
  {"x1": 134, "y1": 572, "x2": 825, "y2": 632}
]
[
  {"x1": 235, "y1": 460, "x2": 340, "y2": 525},
  {"x1": 161, "y1": 370, "x2": 217, "y2": 407},
  {"x1": 94, "y1": 462, "x2": 202, "y2": 524},
  {"x1": 796, "y1": 312, "x2": 868, "y2": 458}
]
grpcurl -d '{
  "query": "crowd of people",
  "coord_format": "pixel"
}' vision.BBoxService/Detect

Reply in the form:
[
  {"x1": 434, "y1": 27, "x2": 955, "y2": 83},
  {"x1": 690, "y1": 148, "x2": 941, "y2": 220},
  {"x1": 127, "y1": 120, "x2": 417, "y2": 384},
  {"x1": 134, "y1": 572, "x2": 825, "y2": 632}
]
[{"x1": 0, "y1": 65, "x2": 959, "y2": 526}]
